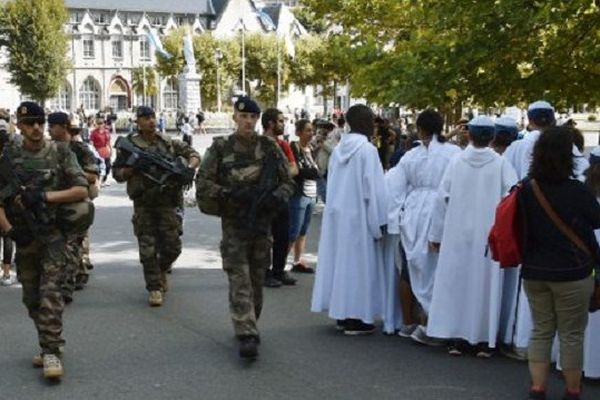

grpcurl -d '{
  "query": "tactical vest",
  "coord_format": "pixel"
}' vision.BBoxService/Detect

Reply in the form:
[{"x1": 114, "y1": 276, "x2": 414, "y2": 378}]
[{"x1": 4, "y1": 141, "x2": 94, "y2": 235}]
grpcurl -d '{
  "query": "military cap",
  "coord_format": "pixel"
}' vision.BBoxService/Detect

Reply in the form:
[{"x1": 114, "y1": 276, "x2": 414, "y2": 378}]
[
  {"x1": 467, "y1": 115, "x2": 495, "y2": 137},
  {"x1": 136, "y1": 106, "x2": 156, "y2": 119},
  {"x1": 16, "y1": 101, "x2": 45, "y2": 123},
  {"x1": 48, "y1": 112, "x2": 70, "y2": 126},
  {"x1": 234, "y1": 96, "x2": 261, "y2": 114},
  {"x1": 527, "y1": 100, "x2": 555, "y2": 126}
]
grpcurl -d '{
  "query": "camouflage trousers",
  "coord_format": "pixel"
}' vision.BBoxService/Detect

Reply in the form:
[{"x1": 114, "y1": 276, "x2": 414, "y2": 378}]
[
  {"x1": 132, "y1": 207, "x2": 182, "y2": 291},
  {"x1": 15, "y1": 234, "x2": 67, "y2": 355},
  {"x1": 82, "y1": 232, "x2": 92, "y2": 269},
  {"x1": 61, "y1": 233, "x2": 87, "y2": 297},
  {"x1": 220, "y1": 219, "x2": 272, "y2": 338}
]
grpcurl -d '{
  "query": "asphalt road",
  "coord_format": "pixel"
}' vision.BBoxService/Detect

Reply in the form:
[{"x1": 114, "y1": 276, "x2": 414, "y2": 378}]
[{"x1": 1, "y1": 134, "x2": 599, "y2": 400}]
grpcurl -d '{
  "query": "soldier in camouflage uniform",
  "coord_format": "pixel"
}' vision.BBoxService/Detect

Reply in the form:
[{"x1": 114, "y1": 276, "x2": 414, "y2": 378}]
[
  {"x1": 196, "y1": 97, "x2": 294, "y2": 359},
  {"x1": 48, "y1": 112, "x2": 99, "y2": 302},
  {"x1": 0, "y1": 102, "x2": 89, "y2": 380},
  {"x1": 113, "y1": 106, "x2": 200, "y2": 307}
]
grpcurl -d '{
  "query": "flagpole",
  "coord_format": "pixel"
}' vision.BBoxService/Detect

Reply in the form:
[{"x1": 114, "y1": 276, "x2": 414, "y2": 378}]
[
  {"x1": 276, "y1": 37, "x2": 281, "y2": 108},
  {"x1": 142, "y1": 64, "x2": 147, "y2": 106},
  {"x1": 241, "y1": 19, "x2": 246, "y2": 94}
]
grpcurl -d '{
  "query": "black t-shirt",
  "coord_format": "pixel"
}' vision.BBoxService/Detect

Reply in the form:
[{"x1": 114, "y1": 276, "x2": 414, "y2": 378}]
[{"x1": 521, "y1": 179, "x2": 600, "y2": 281}]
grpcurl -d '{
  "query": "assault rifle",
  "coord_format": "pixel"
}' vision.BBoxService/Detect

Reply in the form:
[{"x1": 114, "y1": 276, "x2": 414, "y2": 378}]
[
  {"x1": 0, "y1": 152, "x2": 54, "y2": 244},
  {"x1": 114, "y1": 136, "x2": 195, "y2": 187}
]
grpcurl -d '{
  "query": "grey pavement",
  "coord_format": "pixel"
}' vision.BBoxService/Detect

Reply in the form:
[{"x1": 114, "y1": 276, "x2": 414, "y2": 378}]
[{"x1": 1, "y1": 140, "x2": 600, "y2": 399}]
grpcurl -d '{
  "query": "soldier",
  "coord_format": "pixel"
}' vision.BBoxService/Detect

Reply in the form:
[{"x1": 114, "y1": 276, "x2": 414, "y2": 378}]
[
  {"x1": 48, "y1": 112, "x2": 99, "y2": 300},
  {"x1": 112, "y1": 106, "x2": 200, "y2": 307},
  {"x1": 0, "y1": 102, "x2": 89, "y2": 380},
  {"x1": 196, "y1": 97, "x2": 295, "y2": 359}
]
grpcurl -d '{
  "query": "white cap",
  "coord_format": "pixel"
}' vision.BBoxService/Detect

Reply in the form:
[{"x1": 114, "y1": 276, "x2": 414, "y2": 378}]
[
  {"x1": 495, "y1": 116, "x2": 518, "y2": 129},
  {"x1": 468, "y1": 115, "x2": 495, "y2": 128},
  {"x1": 528, "y1": 100, "x2": 554, "y2": 112}
]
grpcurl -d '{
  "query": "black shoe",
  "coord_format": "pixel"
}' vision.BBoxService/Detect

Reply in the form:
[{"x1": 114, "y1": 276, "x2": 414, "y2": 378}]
[
  {"x1": 239, "y1": 336, "x2": 259, "y2": 359},
  {"x1": 62, "y1": 293, "x2": 73, "y2": 304},
  {"x1": 263, "y1": 275, "x2": 282, "y2": 288},
  {"x1": 85, "y1": 263, "x2": 94, "y2": 271},
  {"x1": 343, "y1": 319, "x2": 376, "y2": 336},
  {"x1": 336, "y1": 320, "x2": 346, "y2": 331},
  {"x1": 447, "y1": 340, "x2": 463, "y2": 356},
  {"x1": 274, "y1": 272, "x2": 297, "y2": 286}
]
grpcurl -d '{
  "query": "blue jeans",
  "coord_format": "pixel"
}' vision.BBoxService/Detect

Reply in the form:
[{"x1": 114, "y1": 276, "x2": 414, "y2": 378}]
[
  {"x1": 288, "y1": 195, "x2": 316, "y2": 242},
  {"x1": 317, "y1": 177, "x2": 327, "y2": 203}
]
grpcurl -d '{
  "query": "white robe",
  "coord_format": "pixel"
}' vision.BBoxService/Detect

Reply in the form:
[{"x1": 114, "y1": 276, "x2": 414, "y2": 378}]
[
  {"x1": 426, "y1": 146, "x2": 517, "y2": 346},
  {"x1": 501, "y1": 131, "x2": 590, "y2": 348},
  {"x1": 311, "y1": 133, "x2": 388, "y2": 323},
  {"x1": 385, "y1": 138, "x2": 460, "y2": 313}
]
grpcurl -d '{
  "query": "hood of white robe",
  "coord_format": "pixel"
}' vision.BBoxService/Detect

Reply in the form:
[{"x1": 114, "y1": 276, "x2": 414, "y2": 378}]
[
  {"x1": 460, "y1": 145, "x2": 498, "y2": 168},
  {"x1": 335, "y1": 133, "x2": 368, "y2": 164}
]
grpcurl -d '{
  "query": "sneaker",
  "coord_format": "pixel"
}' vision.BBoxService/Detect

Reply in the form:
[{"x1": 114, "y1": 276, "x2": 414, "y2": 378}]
[
  {"x1": 447, "y1": 341, "x2": 463, "y2": 356},
  {"x1": 410, "y1": 325, "x2": 444, "y2": 346},
  {"x1": 148, "y1": 290, "x2": 163, "y2": 307},
  {"x1": 274, "y1": 271, "x2": 297, "y2": 286},
  {"x1": 32, "y1": 354, "x2": 43, "y2": 368},
  {"x1": 527, "y1": 388, "x2": 546, "y2": 400},
  {"x1": 263, "y1": 275, "x2": 282, "y2": 288},
  {"x1": 501, "y1": 344, "x2": 528, "y2": 361},
  {"x1": 239, "y1": 336, "x2": 259, "y2": 359},
  {"x1": 291, "y1": 262, "x2": 314, "y2": 274},
  {"x1": 397, "y1": 324, "x2": 417, "y2": 338},
  {"x1": 1, "y1": 273, "x2": 12, "y2": 286},
  {"x1": 160, "y1": 272, "x2": 169, "y2": 293},
  {"x1": 42, "y1": 354, "x2": 63, "y2": 379},
  {"x1": 476, "y1": 343, "x2": 494, "y2": 358},
  {"x1": 344, "y1": 319, "x2": 376, "y2": 336},
  {"x1": 562, "y1": 391, "x2": 581, "y2": 400}
]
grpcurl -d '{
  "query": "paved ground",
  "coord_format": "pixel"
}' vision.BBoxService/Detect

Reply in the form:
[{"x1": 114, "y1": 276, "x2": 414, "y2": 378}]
[{"x1": 1, "y1": 134, "x2": 599, "y2": 399}]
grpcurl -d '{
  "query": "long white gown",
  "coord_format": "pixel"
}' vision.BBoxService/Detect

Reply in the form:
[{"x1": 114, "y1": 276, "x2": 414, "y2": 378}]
[
  {"x1": 386, "y1": 137, "x2": 460, "y2": 314},
  {"x1": 501, "y1": 131, "x2": 590, "y2": 348},
  {"x1": 311, "y1": 133, "x2": 388, "y2": 323},
  {"x1": 426, "y1": 146, "x2": 517, "y2": 346}
]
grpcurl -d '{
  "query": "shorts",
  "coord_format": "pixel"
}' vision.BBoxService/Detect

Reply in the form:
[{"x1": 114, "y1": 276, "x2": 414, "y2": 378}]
[{"x1": 288, "y1": 195, "x2": 316, "y2": 242}]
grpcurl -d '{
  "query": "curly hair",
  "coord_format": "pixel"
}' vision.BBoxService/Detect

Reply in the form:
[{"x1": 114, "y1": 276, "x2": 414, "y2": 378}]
[
  {"x1": 529, "y1": 126, "x2": 576, "y2": 183},
  {"x1": 416, "y1": 109, "x2": 447, "y2": 143}
]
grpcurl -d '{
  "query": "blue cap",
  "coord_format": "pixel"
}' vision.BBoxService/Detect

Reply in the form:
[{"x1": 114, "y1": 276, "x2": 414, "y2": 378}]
[
  {"x1": 527, "y1": 100, "x2": 555, "y2": 126},
  {"x1": 234, "y1": 96, "x2": 261, "y2": 114},
  {"x1": 48, "y1": 112, "x2": 70, "y2": 126},
  {"x1": 16, "y1": 101, "x2": 45, "y2": 123},
  {"x1": 467, "y1": 116, "x2": 495, "y2": 136},
  {"x1": 590, "y1": 147, "x2": 600, "y2": 166},
  {"x1": 495, "y1": 116, "x2": 519, "y2": 139}
]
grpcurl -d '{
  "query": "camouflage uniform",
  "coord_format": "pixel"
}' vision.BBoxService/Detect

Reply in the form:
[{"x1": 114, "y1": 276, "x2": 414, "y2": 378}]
[
  {"x1": 196, "y1": 132, "x2": 294, "y2": 338},
  {"x1": 113, "y1": 132, "x2": 199, "y2": 292},
  {"x1": 61, "y1": 140, "x2": 98, "y2": 297},
  {"x1": 0, "y1": 140, "x2": 88, "y2": 355}
]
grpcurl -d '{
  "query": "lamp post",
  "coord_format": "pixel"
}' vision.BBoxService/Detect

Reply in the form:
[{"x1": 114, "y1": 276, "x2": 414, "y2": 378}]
[
  {"x1": 215, "y1": 48, "x2": 223, "y2": 113},
  {"x1": 241, "y1": 21, "x2": 246, "y2": 94}
]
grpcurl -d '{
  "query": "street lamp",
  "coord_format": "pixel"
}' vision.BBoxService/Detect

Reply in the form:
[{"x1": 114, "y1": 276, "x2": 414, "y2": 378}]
[{"x1": 215, "y1": 48, "x2": 223, "y2": 113}]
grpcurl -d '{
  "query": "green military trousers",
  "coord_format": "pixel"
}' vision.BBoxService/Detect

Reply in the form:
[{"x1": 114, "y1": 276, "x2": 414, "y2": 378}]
[
  {"x1": 15, "y1": 233, "x2": 67, "y2": 355},
  {"x1": 220, "y1": 218, "x2": 272, "y2": 338},
  {"x1": 132, "y1": 207, "x2": 182, "y2": 291}
]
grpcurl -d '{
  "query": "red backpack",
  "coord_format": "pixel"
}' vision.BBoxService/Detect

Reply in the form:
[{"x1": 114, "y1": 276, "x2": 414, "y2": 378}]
[{"x1": 488, "y1": 183, "x2": 523, "y2": 268}]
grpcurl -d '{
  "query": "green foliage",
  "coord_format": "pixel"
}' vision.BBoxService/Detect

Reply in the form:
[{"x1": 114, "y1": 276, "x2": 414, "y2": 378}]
[
  {"x1": 0, "y1": 0, "x2": 70, "y2": 103},
  {"x1": 301, "y1": 0, "x2": 600, "y2": 111},
  {"x1": 154, "y1": 27, "x2": 185, "y2": 79},
  {"x1": 131, "y1": 66, "x2": 158, "y2": 97},
  {"x1": 244, "y1": 33, "x2": 289, "y2": 106}
]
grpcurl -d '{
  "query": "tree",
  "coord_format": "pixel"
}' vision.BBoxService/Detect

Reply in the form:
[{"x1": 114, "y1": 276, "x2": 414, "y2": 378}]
[
  {"x1": 154, "y1": 27, "x2": 186, "y2": 80},
  {"x1": 131, "y1": 66, "x2": 158, "y2": 105},
  {"x1": 0, "y1": 0, "x2": 70, "y2": 103}
]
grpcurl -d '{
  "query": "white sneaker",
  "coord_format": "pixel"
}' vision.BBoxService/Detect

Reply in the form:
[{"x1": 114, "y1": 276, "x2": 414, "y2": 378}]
[
  {"x1": 397, "y1": 324, "x2": 417, "y2": 338},
  {"x1": 1, "y1": 274, "x2": 12, "y2": 286},
  {"x1": 410, "y1": 325, "x2": 444, "y2": 346}
]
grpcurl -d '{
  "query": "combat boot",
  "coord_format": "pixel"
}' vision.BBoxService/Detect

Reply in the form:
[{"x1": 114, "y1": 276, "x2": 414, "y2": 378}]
[
  {"x1": 160, "y1": 271, "x2": 169, "y2": 292},
  {"x1": 238, "y1": 336, "x2": 259, "y2": 360},
  {"x1": 148, "y1": 290, "x2": 163, "y2": 307},
  {"x1": 42, "y1": 354, "x2": 63, "y2": 379}
]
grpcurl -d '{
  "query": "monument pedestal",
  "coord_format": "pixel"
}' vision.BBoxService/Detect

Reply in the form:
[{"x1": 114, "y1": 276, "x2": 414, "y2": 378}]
[{"x1": 178, "y1": 69, "x2": 202, "y2": 114}]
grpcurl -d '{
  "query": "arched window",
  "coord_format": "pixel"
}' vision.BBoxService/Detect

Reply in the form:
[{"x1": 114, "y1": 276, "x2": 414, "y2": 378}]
[
  {"x1": 49, "y1": 81, "x2": 72, "y2": 111},
  {"x1": 79, "y1": 77, "x2": 100, "y2": 111},
  {"x1": 163, "y1": 78, "x2": 178, "y2": 110},
  {"x1": 109, "y1": 78, "x2": 129, "y2": 111}
]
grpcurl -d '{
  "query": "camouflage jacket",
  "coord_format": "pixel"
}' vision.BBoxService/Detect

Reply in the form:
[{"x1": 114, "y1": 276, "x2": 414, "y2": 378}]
[
  {"x1": 70, "y1": 140, "x2": 99, "y2": 176},
  {"x1": 0, "y1": 139, "x2": 88, "y2": 227},
  {"x1": 195, "y1": 131, "x2": 294, "y2": 226},
  {"x1": 112, "y1": 131, "x2": 200, "y2": 208}
]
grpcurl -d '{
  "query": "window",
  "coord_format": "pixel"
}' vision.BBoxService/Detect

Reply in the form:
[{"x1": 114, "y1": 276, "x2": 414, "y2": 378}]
[
  {"x1": 94, "y1": 13, "x2": 108, "y2": 25},
  {"x1": 79, "y1": 77, "x2": 100, "y2": 111},
  {"x1": 112, "y1": 40, "x2": 123, "y2": 59},
  {"x1": 140, "y1": 36, "x2": 150, "y2": 60},
  {"x1": 163, "y1": 79, "x2": 178, "y2": 110},
  {"x1": 49, "y1": 82, "x2": 72, "y2": 111},
  {"x1": 83, "y1": 39, "x2": 95, "y2": 58},
  {"x1": 70, "y1": 12, "x2": 82, "y2": 24}
]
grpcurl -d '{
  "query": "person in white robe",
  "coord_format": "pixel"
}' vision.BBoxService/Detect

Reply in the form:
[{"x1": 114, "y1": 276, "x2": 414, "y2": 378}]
[
  {"x1": 426, "y1": 116, "x2": 517, "y2": 357},
  {"x1": 385, "y1": 109, "x2": 460, "y2": 343},
  {"x1": 501, "y1": 101, "x2": 590, "y2": 359},
  {"x1": 311, "y1": 104, "x2": 388, "y2": 335}
]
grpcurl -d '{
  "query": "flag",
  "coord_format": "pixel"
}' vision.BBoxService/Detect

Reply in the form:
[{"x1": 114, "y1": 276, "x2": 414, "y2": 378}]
[{"x1": 146, "y1": 29, "x2": 172, "y2": 59}]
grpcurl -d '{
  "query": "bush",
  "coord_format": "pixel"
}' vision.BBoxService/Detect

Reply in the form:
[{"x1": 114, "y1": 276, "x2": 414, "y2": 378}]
[{"x1": 589, "y1": 115, "x2": 598, "y2": 122}]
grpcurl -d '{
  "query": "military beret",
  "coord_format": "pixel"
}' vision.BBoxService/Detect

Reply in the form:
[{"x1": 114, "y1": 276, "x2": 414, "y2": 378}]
[
  {"x1": 467, "y1": 115, "x2": 495, "y2": 137},
  {"x1": 16, "y1": 101, "x2": 45, "y2": 122},
  {"x1": 48, "y1": 112, "x2": 70, "y2": 126},
  {"x1": 234, "y1": 96, "x2": 261, "y2": 114},
  {"x1": 136, "y1": 106, "x2": 156, "y2": 118}
]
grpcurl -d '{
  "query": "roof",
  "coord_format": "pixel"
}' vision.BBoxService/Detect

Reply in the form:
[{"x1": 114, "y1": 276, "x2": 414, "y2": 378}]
[
  {"x1": 64, "y1": 0, "x2": 215, "y2": 15},
  {"x1": 261, "y1": 4, "x2": 282, "y2": 27}
]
